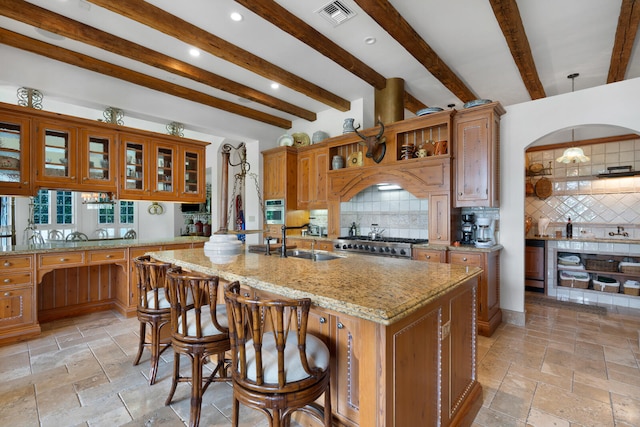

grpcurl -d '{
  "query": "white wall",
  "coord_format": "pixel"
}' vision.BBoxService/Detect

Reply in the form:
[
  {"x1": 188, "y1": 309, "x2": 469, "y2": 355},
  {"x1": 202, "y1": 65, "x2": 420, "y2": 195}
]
[{"x1": 501, "y1": 77, "x2": 640, "y2": 316}]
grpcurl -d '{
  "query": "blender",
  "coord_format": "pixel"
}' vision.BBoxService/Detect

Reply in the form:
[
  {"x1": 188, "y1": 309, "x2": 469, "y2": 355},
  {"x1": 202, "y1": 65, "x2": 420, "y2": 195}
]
[
  {"x1": 475, "y1": 217, "x2": 495, "y2": 247},
  {"x1": 461, "y1": 213, "x2": 476, "y2": 245}
]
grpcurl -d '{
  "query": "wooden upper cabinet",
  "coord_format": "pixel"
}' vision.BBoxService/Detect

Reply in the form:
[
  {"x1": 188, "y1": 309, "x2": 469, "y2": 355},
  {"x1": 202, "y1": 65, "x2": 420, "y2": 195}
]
[
  {"x1": 151, "y1": 141, "x2": 178, "y2": 200},
  {"x1": 262, "y1": 146, "x2": 297, "y2": 206},
  {"x1": 80, "y1": 128, "x2": 118, "y2": 192},
  {"x1": 119, "y1": 133, "x2": 150, "y2": 200},
  {"x1": 178, "y1": 144, "x2": 206, "y2": 202},
  {"x1": 0, "y1": 111, "x2": 32, "y2": 196},
  {"x1": 33, "y1": 118, "x2": 79, "y2": 188},
  {"x1": 297, "y1": 145, "x2": 328, "y2": 210},
  {"x1": 453, "y1": 102, "x2": 504, "y2": 208}
]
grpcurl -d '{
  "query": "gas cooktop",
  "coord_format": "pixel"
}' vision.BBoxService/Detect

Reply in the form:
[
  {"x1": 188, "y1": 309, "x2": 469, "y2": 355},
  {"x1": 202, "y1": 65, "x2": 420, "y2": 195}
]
[
  {"x1": 333, "y1": 236, "x2": 428, "y2": 258},
  {"x1": 336, "y1": 236, "x2": 429, "y2": 244}
]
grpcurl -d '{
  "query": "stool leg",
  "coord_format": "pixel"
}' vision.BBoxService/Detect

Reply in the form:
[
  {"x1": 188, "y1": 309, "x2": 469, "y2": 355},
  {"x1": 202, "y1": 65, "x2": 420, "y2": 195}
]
[
  {"x1": 133, "y1": 320, "x2": 146, "y2": 366},
  {"x1": 231, "y1": 395, "x2": 239, "y2": 427},
  {"x1": 148, "y1": 319, "x2": 162, "y2": 385},
  {"x1": 324, "y1": 385, "x2": 332, "y2": 427},
  {"x1": 165, "y1": 350, "x2": 180, "y2": 406},
  {"x1": 189, "y1": 353, "x2": 204, "y2": 427}
]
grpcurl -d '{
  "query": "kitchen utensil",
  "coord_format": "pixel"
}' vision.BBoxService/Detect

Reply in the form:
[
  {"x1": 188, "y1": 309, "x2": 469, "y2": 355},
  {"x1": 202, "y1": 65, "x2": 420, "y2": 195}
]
[{"x1": 535, "y1": 177, "x2": 552, "y2": 199}]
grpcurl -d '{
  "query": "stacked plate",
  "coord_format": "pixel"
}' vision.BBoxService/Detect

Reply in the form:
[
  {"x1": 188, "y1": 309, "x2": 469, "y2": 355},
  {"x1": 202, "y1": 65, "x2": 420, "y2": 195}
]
[
  {"x1": 463, "y1": 99, "x2": 492, "y2": 109},
  {"x1": 416, "y1": 107, "x2": 443, "y2": 116}
]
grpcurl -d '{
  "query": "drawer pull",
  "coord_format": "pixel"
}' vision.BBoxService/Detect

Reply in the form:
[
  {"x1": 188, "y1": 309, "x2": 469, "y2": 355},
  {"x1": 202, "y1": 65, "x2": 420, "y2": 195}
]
[
  {"x1": 60, "y1": 258, "x2": 68, "y2": 262},
  {"x1": 3, "y1": 261, "x2": 10, "y2": 267},
  {"x1": 3, "y1": 278, "x2": 10, "y2": 283},
  {"x1": 337, "y1": 322, "x2": 344, "y2": 329},
  {"x1": 425, "y1": 255, "x2": 431, "y2": 259},
  {"x1": 462, "y1": 257, "x2": 468, "y2": 262},
  {"x1": 3, "y1": 292, "x2": 10, "y2": 296},
  {"x1": 319, "y1": 317, "x2": 327, "y2": 324},
  {"x1": 106, "y1": 255, "x2": 113, "y2": 258}
]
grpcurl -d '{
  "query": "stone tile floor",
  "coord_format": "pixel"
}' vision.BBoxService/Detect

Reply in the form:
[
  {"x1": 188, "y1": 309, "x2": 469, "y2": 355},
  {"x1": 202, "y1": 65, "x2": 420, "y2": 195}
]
[{"x1": 0, "y1": 293, "x2": 638, "y2": 426}]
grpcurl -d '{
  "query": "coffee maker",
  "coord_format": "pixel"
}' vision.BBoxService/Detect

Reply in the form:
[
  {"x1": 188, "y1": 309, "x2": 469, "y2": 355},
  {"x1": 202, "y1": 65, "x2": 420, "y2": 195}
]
[
  {"x1": 475, "y1": 217, "x2": 495, "y2": 248},
  {"x1": 461, "y1": 213, "x2": 476, "y2": 245}
]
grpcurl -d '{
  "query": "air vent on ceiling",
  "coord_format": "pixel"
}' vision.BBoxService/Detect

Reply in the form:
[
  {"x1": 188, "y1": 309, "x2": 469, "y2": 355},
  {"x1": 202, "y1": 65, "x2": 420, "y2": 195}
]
[{"x1": 316, "y1": 1, "x2": 357, "y2": 27}]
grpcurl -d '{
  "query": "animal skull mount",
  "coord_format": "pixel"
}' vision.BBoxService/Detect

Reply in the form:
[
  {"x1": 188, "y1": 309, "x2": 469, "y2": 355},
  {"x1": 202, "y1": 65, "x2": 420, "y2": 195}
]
[{"x1": 354, "y1": 119, "x2": 386, "y2": 164}]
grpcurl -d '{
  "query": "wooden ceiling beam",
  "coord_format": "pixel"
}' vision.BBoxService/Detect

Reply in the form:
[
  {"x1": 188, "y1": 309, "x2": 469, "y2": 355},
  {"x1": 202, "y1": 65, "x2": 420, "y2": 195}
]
[
  {"x1": 607, "y1": 0, "x2": 640, "y2": 83},
  {"x1": 489, "y1": 0, "x2": 545, "y2": 100},
  {"x1": 86, "y1": 0, "x2": 351, "y2": 112},
  {"x1": 235, "y1": 0, "x2": 387, "y2": 90},
  {"x1": 354, "y1": 0, "x2": 477, "y2": 104},
  {"x1": 234, "y1": 0, "x2": 428, "y2": 115},
  {"x1": 0, "y1": 0, "x2": 315, "y2": 122},
  {"x1": 0, "y1": 29, "x2": 291, "y2": 129}
]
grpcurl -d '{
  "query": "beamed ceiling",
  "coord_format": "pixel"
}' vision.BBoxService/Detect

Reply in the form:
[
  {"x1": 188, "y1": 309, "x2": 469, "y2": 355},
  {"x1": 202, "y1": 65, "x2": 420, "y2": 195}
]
[{"x1": 0, "y1": 0, "x2": 638, "y2": 142}]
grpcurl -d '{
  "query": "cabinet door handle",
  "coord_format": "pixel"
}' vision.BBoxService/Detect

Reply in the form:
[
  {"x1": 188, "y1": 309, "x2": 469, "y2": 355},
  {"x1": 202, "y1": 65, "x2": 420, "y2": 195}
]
[
  {"x1": 337, "y1": 322, "x2": 344, "y2": 329},
  {"x1": 3, "y1": 278, "x2": 10, "y2": 283},
  {"x1": 319, "y1": 317, "x2": 327, "y2": 324},
  {"x1": 3, "y1": 261, "x2": 10, "y2": 267},
  {"x1": 3, "y1": 292, "x2": 10, "y2": 296}
]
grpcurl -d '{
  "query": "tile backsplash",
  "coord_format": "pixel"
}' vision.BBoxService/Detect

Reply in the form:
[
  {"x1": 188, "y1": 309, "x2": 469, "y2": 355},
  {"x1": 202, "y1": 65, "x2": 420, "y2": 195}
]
[
  {"x1": 339, "y1": 186, "x2": 429, "y2": 239},
  {"x1": 526, "y1": 137, "x2": 640, "y2": 239}
]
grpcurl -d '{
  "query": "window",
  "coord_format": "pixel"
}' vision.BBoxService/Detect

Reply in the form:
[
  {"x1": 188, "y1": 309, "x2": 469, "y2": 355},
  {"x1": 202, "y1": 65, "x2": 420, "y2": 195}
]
[
  {"x1": 98, "y1": 201, "x2": 136, "y2": 236},
  {"x1": 33, "y1": 189, "x2": 73, "y2": 226}
]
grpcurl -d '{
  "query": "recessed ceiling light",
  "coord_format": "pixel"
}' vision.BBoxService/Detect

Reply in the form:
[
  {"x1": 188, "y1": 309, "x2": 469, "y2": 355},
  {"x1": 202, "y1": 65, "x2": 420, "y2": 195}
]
[
  {"x1": 189, "y1": 48, "x2": 200, "y2": 57},
  {"x1": 230, "y1": 12, "x2": 243, "y2": 22},
  {"x1": 270, "y1": 82, "x2": 280, "y2": 90},
  {"x1": 364, "y1": 37, "x2": 376, "y2": 45}
]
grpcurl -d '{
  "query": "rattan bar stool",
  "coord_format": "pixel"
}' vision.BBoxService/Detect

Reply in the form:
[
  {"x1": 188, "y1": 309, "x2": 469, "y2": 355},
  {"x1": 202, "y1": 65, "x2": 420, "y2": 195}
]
[
  {"x1": 224, "y1": 282, "x2": 332, "y2": 427},
  {"x1": 164, "y1": 267, "x2": 235, "y2": 427},
  {"x1": 132, "y1": 255, "x2": 173, "y2": 385}
]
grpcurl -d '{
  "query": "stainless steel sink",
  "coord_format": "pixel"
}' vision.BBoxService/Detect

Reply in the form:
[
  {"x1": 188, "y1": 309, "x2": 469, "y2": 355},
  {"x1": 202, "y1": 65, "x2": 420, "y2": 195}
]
[{"x1": 286, "y1": 249, "x2": 342, "y2": 261}]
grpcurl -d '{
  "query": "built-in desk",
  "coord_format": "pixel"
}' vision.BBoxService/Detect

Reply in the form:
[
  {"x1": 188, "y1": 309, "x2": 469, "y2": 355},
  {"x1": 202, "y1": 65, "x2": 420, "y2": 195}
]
[{"x1": 0, "y1": 236, "x2": 207, "y2": 345}]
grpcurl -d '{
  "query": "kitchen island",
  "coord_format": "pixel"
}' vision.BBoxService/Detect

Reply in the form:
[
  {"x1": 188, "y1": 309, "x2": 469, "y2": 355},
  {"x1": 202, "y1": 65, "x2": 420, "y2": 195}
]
[{"x1": 148, "y1": 247, "x2": 483, "y2": 427}]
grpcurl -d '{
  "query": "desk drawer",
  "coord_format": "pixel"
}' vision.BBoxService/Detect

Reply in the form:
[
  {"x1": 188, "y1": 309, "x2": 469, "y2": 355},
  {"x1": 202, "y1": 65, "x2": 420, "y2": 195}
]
[
  {"x1": 0, "y1": 256, "x2": 32, "y2": 271},
  {"x1": 89, "y1": 249, "x2": 127, "y2": 264},
  {"x1": 449, "y1": 252, "x2": 483, "y2": 267},
  {"x1": 39, "y1": 252, "x2": 85, "y2": 268},
  {"x1": 0, "y1": 271, "x2": 32, "y2": 287}
]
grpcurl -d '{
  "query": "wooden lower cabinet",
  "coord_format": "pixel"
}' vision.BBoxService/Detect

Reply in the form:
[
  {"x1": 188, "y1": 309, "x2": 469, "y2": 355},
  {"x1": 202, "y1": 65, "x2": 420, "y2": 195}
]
[
  {"x1": 449, "y1": 249, "x2": 501, "y2": 337},
  {"x1": 0, "y1": 254, "x2": 39, "y2": 344},
  {"x1": 0, "y1": 240, "x2": 207, "y2": 345},
  {"x1": 413, "y1": 247, "x2": 447, "y2": 263},
  {"x1": 297, "y1": 276, "x2": 481, "y2": 426}
]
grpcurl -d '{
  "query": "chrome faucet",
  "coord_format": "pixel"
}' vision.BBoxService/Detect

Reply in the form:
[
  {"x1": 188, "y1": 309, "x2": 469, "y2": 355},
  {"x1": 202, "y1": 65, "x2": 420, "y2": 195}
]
[{"x1": 281, "y1": 223, "x2": 310, "y2": 257}]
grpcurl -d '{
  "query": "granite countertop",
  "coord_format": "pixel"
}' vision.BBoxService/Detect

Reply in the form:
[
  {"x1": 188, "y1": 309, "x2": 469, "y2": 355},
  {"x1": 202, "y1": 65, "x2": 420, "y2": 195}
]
[
  {"x1": 0, "y1": 236, "x2": 209, "y2": 255},
  {"x1": 526, "y1": 235, "x2": 640, "y2": 245},
  {"x1": 147, "y1": 248, "x2": 482, "y2": 326}
]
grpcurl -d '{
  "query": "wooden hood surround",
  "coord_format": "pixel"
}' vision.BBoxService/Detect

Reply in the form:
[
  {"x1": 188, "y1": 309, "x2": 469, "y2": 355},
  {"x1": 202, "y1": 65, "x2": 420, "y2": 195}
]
[{"x1": 324, "y1": 110, "x2": 455, "y2": 237}]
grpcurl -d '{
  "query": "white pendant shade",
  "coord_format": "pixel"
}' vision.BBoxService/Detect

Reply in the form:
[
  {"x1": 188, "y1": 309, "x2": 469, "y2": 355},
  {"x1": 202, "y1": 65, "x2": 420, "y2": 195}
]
[{"x1": 556, "y1": 147, "x2": 589, "y2": 163}]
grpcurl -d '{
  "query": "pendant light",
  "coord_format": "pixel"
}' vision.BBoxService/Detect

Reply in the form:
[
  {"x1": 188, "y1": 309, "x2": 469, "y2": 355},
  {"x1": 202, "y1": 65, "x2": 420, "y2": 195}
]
[{"x1": 556, "y1": 73, "x2": 590, "y2": 163}]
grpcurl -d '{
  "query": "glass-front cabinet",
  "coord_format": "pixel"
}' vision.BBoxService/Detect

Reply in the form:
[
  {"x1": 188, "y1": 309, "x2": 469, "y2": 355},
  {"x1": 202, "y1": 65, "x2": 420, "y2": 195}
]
[
  {"x1": 80, "y1": 128, "x2": 117, "y2": 192},
  {"x1": 153, "y1": 143, "x2": 177, "y2": 198},
  {"x1": 0, "y1": 113, "x2": 31, "y2": 195},
  {"x1": 179, "y1": 145, "x2": 205, "y2": 202},
  {"x1": 120, "y1": 133, "x2": 148, "y2": 200},
  {"x1": 34, "y1": 119, "x2": 78, "y2": 188}
]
